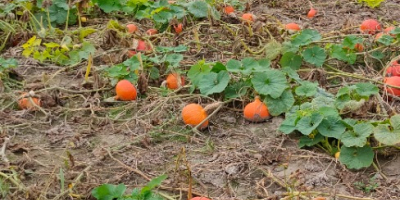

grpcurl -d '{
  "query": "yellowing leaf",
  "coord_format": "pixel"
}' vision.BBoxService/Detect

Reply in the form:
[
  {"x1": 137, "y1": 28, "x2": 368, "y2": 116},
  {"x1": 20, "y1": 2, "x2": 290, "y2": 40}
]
[
  {"x1": 358, "y1": 0, "x2": 385, "y2": 8},
  {"x1": 79, "y1": 28, "x2": 97, "y2": 40},
  {"x1": 44, "y1": 42, "x2": 60, "y2": 48},
  {"x1": 85, "y1": 53, "x2": 93, "y2": 82}
]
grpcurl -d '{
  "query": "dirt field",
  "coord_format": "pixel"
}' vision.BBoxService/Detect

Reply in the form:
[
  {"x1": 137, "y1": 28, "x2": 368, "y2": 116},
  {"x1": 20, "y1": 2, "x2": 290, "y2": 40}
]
[{"x1": 2, "y1": 0, "x2": 400, "y2": 199}]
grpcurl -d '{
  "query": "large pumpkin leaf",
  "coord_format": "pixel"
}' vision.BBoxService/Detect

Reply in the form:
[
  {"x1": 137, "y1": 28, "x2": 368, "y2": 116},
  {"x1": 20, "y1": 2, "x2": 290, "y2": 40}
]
[
  {"x1": 292, "y1": 29, "x2": 322, "y2": 46},
  {"x1": 296, "y1": 113, "x2": 324, "y2": 135},
  {"x1": 317, "y1": 117, "x2": 346, "y2": 139},
  {"x1": 295, "y1": 81, "x2": 318, "y2": 97},
  {"x1": 279, "y1": 114, "x2": 299, "y2": 134},
  {"x1": 199, "y1": 71, "x2": 230, "y2": 95},
  {"x1": 265, "y1": 89, "x2": 295, "y2": 116},
  {"x1": 187, "y1": 0, "x2": 209, "y2": 18},
  {"x1": 374, "y1": 115, "x2": 400, "y2": 145},
  {"x1": 341, "y1": 123, "x2": 373, "y2": 147},
  {"x1": 339, "y1": 146, "x2": 374, "y2": 169},
  {"x1": 280, "y1": 52, "x2": 302, "y2": 70},
  {"x1": 299, "y1": 134, "x2": 324, "y2": 148},
  {"x1": 251, "y1": 69, "x2": 288, "y2": 98},
  {"x1": 302, "y1": 46, "x2": 326, "y2": 67}
]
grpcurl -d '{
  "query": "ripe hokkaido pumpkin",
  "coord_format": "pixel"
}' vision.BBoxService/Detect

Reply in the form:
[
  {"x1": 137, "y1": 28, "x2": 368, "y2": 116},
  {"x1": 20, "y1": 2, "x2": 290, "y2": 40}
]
[
  {"x1": 243, "y1": 96, "x2": 270, "y2": 122},
  {"x1": 384, "y1": 76, "x2": 400, "y2": 96},
  {"x1": 115, "y1": 80, "x2": 137, "y2": 101},
  {"x1": 360, "y1": 19, "x2": 381, "y2": 34},
  {"x1": 166, "y1": 73, "x2": 185, "y2": 89},
  {"x1": 386, "y1": 60, "x2": 400, "y2": 77},
  {"x1": 190, "y1": 197, "x2": 211, "y2": 200},
  {"x1": 181, "y1": 104, "x2": 208, "y2": 129},
  {"x1": 18, "y1": 93, "x2": 41, "y2": 110}
]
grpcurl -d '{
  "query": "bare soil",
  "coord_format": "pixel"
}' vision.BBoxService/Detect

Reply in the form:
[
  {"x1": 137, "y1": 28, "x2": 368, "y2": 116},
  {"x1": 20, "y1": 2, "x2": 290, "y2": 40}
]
[{"x1": 2, "y1": 0, "x2": 400, "y2": 200}]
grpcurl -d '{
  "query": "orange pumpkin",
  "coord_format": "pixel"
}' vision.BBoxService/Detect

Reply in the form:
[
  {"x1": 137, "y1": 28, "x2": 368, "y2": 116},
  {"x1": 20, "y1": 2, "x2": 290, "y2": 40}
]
[
  {"x1": 166, "y1": 73, "x2": 185, "y2": 89},
  {"x1": 360, "y1": 19, "x2": 381, "y2": 34},
  {"x1": 18, "y1": 93, "x2": 41, "y2": 110},
  {"x1": 241, "y1": 13, "x2": 254, "y2": 23},
  {"x1": 190, "y1": 197, "x2": 211, "y2": 200},
  {"x1": 386, "y1": 60, "x2": 400, "y2": 76},
  {"x1": 115, "y1": 80, "x2": 137, "y2": 101},
  {"x1": 285, "y1": 23, "x2": 301, "y2": 34},
  {"x1": 146, "y1": 29, "x2": 158, "y2": 35},
  {"x1": 223, "y1": 6, "x2": 234, "y2": 14},
  {"x1": 384, "y1": 76, "x2": 400, "y2": 96},
  {"x1": 307, "y1": 8, "x2": 317, "y2": 19},
  {"x1": 181, "y1": 104, "x2": 208, "y2": 129},
  {"x1": 243, "y1": 96, "x2": 270, "y2": 122},
  {"x1": 126, "y1": 24, "x2": 138, "y2": 33}
]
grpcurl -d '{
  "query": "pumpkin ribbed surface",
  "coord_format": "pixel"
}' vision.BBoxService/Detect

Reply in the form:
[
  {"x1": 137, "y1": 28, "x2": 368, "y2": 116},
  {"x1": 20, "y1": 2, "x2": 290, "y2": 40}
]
[
  {"x1": 243, "y1": 96, "x2": 270, "y2": 122},
  {"x1": 115, "y1": 80, "x2": 137, "y2": 101},
  {"x1": 181, "y1": 103, "x2": 208, "y2": 129},
  {"x1": 166, "y1": 73, "x2": 185, "y2": 89}
]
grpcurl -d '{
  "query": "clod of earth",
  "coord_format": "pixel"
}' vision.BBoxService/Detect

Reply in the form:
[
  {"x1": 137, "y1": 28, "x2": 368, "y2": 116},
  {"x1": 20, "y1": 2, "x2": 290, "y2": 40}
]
[
  {"x1": 115, "y1": 79, "x2": 138, "y2": 101},
  {"x1": 181, "y1": 103, "x2": 209, "y2": 129},
  {"x1": 243, "y1": 96, "x2": 270, "y2": 122}
]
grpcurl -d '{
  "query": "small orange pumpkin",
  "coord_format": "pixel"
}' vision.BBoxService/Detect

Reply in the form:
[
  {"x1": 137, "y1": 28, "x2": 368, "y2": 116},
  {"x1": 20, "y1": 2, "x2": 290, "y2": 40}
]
[
  {"x1": 166, "y1": 73, "x2": 185, "y2": 89},
  {"x1": 243, "y1": 96, "x2": 270, "y2": 122},
  {"x1": 384, "y1": 76, "x2": 400, "y2": 97},
  {"x1": 223, "y1": 6, "x2": 234, "y2": 14},
  {"x1": 115, "y1": 80, "x2": 137, "y2": 101},
  {"x1": 18, "y1": 92, "x2": 41, "y2": 110},
  {"x1": 360, "y1": 19, "x2": 381, "y2": 34},
  {"x1": 146, "y1": 29, "x2": 158, "y2": 35},
  {"x1": 181, "y1": 104, "x2": 208, "y2": 129}
]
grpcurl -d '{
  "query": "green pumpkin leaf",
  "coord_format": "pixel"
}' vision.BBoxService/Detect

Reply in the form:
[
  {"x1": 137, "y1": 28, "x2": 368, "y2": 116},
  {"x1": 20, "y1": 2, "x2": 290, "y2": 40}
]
[
  {"x1": 279, "y1": 114, "x2": 299, "y2": 134},
  {"x1": 330, "y1": 44, "x2": 357, "y2": 64},
  {"x1": 342, "y1": 35, "x2": 363, "y2": 49},
  {"x1": 302, "y1": 46, "x2": 326, "y2": 67},
  {"x1": 199, "y1": 71, "x2": 230, "y2": 95},
  {"x1": 377, "y1": 34, "x2": 394, "y2": 46},
  {"x1": 341, "y1": 123, "x2": 373, "y2": 147},
  {"x1": 92, "y1": 183, "x2": 126, "y2": 200},
  {"x1": 339, "y1": 146, "x2": 374, "y2": 169},
  {"x1": 292, "y1": 29, "x2": 322, "y2": 46},
  {"x1": 354, "y1": 82, "x2": 379, "y2": 97},
  {"x1": 251, "y1": 69, "x2": 288, "y2": 98},
  {"x1": 317, "y1": 117, "x2": 346, "y2": 139},
  {"x1": 187, "y1": 0, "x2": 209, "y2": 18},
  {"x1": 265, "y1": 89, "x2": 295, "y2": 116},
  {"x1": 374, "y1": 115, "x2": 400, "y2": 145},
  {"x1": 280, "y1": 52, "x2": 302, "y2": 70},
  {"x1": 224, "y1": 80, "x2": 251, "y2": 99},
  {"x1": 296, "y1": 113, "x2": 324, "y2": 135},
  {"x1": 298, "y1": 134, "x2": 324, "y2": 148},
  {"x1": 295, "y1": 81, "x2": 318, "y2": 97}
]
